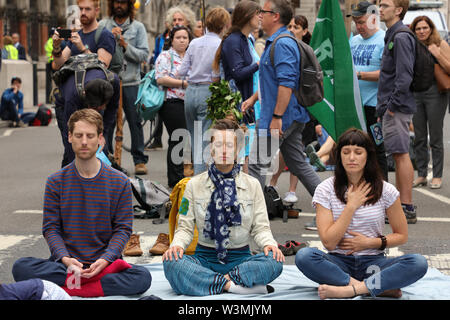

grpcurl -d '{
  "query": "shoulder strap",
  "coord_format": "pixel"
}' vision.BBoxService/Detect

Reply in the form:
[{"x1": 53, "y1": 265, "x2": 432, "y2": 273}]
[
  {"x1": 269, "y1": 34, "x2": 300, "y2": 67},
  {"x1": 95, "y1": 24, "x2": 106, "y2": 45}
]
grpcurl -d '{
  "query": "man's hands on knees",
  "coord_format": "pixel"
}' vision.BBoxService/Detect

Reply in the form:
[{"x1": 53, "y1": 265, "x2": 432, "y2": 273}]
[
  {"x1": 163, "y1": 246, "x2": 184, "y2": 261},
  {"x1": 264, "y1": 245, "x2": 285, "y2": 263}
]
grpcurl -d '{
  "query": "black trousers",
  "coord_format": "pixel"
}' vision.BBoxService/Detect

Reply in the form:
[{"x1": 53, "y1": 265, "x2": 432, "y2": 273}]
[
  {"x1": 365, "y1": 105, "x2": 388, "y2": 181},
  {"x1": 159, "y1": 98, "x2": 187, "y2": 188}
]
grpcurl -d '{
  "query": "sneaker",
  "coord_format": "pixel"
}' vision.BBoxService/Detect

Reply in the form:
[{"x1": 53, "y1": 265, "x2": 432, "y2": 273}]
[
  {"x1": 16, "y1": 120, "x2": 26, "y2": 128},
  {"x1": 278, "y1": 242, "x2": 294, "y2": 256},
  {"x1": 135, "y1": 163, "x2": 148, "y2": 175},
  {"x1": 149, "y1": 233, "x2": 170, "y2": 255},
  {"x1": 305, "y1": 142, "x2": 317, "y2": 158},
  {"x1": 305, "y1": 217, "x2": 318, "y2": 231},
  {"x1": 402, "y1": 204, "x2": 417, "y2": 224},
  {"x1": 289, "y1": 240, "x2": 307, "y2": 254},
  {"x1": 146, "y1": 139, "x2": 163, "y2": 150},
  {"x1": 123, "y1": 234, "x2": 143, "y2": 256},
  {"x1": 283, "y1": 192, "x2": 298, "y2": 203},
  {"x1": 309, "y1": 151, "x2": 326, "y2": 172}
]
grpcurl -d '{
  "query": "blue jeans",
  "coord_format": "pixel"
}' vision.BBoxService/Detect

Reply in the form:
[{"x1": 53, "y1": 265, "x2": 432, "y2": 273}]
[
  {"x1": 295, "y1": 247, "x2": 428, "y2": 297},
  {"x1": 184, "y1": 83, "x2": 212, "y2": 175},
  {"x1": 123, "y1": 85, "x2": 148, "y2": 165},
  {"x1": 163, "y1": 246, "x2": 283, "y2": 296}
]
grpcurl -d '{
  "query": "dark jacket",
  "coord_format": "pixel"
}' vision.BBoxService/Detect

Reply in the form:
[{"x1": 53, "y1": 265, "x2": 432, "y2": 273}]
[
  {"x1": 377, "y1": 20, "x2": 416, "y2": 116},
  {"x1": 221, "y1": 31, "x2": 259, "y2": 101}
]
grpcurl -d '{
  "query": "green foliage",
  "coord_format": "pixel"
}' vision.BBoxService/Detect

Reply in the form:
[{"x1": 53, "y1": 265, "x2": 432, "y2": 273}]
[{"x1": 206, "y1": 80, "x2": 243, "y2": 122}]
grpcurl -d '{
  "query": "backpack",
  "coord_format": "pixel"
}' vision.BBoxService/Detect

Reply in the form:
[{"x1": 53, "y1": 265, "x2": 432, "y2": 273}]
[
  {"x1": 270, "y1": 34, "x2": 324, "y2": 107},
  {"x1": 96, "y1": 21, "x2": 126, "y2": 75},
  {"x1": 134, "y1": 52, "x2": 172, "y2": 121},
  {"x1": 29, "y1": 104, "x2": 52, "y2": 126},
  {"x1": 129, "y1": 176, "x2": 171, "y2": 219},
  {"x1": 389, "y1": 28, "x2": 435, "y2": 92},
  {"x1": 52, "y1": 53, "x2": 116, "y2": 106},
  {"x1": 263, "y1": 186, "x2": 284, "y2": 220}
]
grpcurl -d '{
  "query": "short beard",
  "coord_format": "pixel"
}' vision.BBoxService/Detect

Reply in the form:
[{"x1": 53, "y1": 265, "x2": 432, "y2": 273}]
[{"x1": 113, "y1": 9, "x2": 129, "y2": 19}]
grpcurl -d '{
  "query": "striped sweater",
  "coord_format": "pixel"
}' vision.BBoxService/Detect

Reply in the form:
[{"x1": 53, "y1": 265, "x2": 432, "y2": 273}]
[{"x1": 42, "y1": 161, "x2": 133, "y2": 264}]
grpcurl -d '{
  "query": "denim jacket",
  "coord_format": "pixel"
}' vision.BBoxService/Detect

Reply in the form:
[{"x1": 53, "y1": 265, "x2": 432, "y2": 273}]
[
  {"x1": 99, "y1": 18, "x2": 149, "y2": 86},
  {"x1": 171, "y1": 171, "x2": 277, "y2": 251}
]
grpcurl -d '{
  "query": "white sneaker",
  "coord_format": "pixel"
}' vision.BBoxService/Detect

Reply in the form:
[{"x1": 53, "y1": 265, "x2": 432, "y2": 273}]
[{"x1": 283, "y1": 192, "x2": 298, "y2": 203}]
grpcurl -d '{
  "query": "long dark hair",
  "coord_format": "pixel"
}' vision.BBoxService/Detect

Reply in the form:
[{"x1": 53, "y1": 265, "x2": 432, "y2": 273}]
[
  {"x1": 212, "y1": 0, "x2": 261, "y2": 73},
  {"x1": 107, "y1": 0, "x2": 136, "y2": 21},
  {"x1": 333, "y1": 128, "x2": 384, "y2": 205}
]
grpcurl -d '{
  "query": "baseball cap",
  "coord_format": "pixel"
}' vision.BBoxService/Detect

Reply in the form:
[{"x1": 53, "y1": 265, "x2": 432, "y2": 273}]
[{"x1": 346, "y1": 1, "x2": 377, "y2": 17}]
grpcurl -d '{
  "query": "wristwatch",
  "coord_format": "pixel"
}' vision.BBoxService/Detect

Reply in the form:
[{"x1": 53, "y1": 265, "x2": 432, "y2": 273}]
[{"x1": 272, "y1": 113, "x2": 283, "y2": 119}]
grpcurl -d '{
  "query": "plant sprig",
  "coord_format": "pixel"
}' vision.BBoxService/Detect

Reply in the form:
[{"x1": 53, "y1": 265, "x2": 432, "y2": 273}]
[{"x1": 206, "y1": 80, "x2": 243, "y2": 122}]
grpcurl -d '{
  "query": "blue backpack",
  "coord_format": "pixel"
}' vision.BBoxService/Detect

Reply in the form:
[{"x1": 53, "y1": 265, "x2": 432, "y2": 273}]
[{"x1": 135, "y1": 51, "x2": 173, "y2": 121}]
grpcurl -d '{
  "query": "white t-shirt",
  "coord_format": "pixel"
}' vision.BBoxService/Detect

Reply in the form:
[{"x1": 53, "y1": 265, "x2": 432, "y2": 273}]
[{"x1": 312, "y1": 176, "x2": 399, "y2": 255}]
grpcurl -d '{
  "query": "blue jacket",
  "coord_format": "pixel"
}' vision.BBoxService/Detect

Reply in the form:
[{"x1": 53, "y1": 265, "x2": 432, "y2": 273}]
[
  {"x1": 1, "y1": 88, "x2": 24, "y2": 115},
  {"x1": 258, "y1": 26, "x2": 310, "y2": 133},
  {"x1": 221, "y1": 32, "x2": 259, "y2": 101},
  {"x1": 377, "y1": 20, "x2": 416, "y2": 116}
]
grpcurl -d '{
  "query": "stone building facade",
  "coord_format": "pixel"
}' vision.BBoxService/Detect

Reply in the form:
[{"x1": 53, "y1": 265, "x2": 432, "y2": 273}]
[{"x1": 1, "y1": 0, "x2": 448, "y2": 62}]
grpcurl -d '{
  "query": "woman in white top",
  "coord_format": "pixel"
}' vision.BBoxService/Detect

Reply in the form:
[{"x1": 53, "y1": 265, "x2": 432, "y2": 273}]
[
  {"x1": 295, "y1": 128, "x2": 428, "y2": 299},
  {"x1": 155, "y1": 25, "x2": 192, "y2": 188},
  {"x1": 163, "y1": 119, "x2": 284, "y2": 296}
]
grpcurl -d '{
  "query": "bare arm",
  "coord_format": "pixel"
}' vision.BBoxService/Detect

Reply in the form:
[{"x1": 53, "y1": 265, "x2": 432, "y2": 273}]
[
  {"x1": 157, "y1": 77, "x2": 186, "y2": 88},
  {"x1": 358, "y1": 70, "x2": 380, "y2": 82}
]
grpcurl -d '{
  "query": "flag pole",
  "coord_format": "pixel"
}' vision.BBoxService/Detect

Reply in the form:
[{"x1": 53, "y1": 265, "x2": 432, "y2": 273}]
[{"x1": 201, "y1": 0, "x2": 206, "y2": 35}]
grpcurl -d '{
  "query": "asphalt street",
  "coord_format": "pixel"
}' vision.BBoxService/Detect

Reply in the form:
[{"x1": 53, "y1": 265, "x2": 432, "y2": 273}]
[{"x1": 1, "y1": 106, "x2": 450, "y2": 284}]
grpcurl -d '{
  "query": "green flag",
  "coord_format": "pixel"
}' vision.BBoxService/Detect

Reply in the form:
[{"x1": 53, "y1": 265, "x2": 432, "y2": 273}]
[{"x1": 308, "y1": 0, "x2": 366, "y2": 141}]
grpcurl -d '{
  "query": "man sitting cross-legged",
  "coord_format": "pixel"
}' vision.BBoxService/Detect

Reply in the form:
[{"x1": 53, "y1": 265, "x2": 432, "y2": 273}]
[{"x1": 12, "y1": 109, "x2": 151, "y2": 298}]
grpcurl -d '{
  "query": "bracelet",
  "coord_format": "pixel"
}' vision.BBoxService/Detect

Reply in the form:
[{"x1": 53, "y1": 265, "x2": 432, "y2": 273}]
[
  {"x1": 181, "y1": 80, "x2": 185, "y2": 89},
  {"x1": 357, "y1": 71, "x2": 362, "y2": 80},
  {"x1": 272, "y1": 113, "x2": 283, "y2": 119},
  {"x1": 378, "y1": 235, "x2": 387, "y2": 250}
]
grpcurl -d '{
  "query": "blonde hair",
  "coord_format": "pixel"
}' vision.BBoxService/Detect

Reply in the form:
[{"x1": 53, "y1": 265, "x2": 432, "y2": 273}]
[
  {"x1": 165, "y1": 5, "x2": 196, "y2": 31},
  {"x1": 205, "y1": 7, "x2": 231, "y2": 34}
]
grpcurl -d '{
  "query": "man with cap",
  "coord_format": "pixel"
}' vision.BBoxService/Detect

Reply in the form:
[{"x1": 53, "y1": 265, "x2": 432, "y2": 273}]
[
  {"x1": 348, "y1": 1, "x2": 388, "y2": 180},
  {"x1": 99, "y1": 0, "x2": 150, "y2": 175},
  {"x1": 57, "y1": 68, "x2": 120, "y2": 167}
]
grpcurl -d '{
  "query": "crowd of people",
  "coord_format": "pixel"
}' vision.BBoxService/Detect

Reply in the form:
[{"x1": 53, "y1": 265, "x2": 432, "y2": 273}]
[{"x1": 3, "y1": 0, "x2": 447, "y2": 300}]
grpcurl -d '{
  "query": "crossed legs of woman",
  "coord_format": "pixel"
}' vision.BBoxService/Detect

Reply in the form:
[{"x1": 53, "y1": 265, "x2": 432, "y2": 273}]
[
  {"x1": 295, "y1": 247, "x2": 428, "y2": 299},
  {"x1": 163, "y1": 250, "x2": 282, "y2": 296}
]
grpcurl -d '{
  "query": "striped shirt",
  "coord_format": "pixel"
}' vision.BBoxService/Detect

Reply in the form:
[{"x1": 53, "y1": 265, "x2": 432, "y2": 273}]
[
  {"x1": 312, "y1": 177, "x2": 399, "y2": 256},
  {"x1": 42, "y1": 161, "x2": 133, "y2": 264}
]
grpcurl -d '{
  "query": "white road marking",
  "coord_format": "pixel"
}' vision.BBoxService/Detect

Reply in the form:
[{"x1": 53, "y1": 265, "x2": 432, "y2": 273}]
[
  {"x1": 0, "y1": 235, "x2": 43, "y2": 267},
  {"x1": 414, "y1": 187, "x2": 450, "y2": 206},
  {"x1": 14, "y1": 210, "x2": 43, "y2": 214},
  {"x1": 301, "y1": 234, "x2": 319, "y2": 238},
  {"x1": 3, "y1": 129, "x2": 14, "y2": 137}
]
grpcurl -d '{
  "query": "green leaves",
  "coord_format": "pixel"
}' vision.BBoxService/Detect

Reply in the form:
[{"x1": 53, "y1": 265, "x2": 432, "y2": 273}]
[{"x1": 206, "y1": 80, "x2": 243, "y2": 122}]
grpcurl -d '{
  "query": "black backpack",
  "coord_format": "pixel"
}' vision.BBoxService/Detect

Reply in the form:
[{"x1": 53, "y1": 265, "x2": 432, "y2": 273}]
[
  {"x1": 263, "y1": 186, "x2": 284, "y2": 220},
  {"x1": 29, "y1": 104, "x2": 52, "y2": 126},
  {"x1": 52, "y1": 53, "x2": 116, "y2": 106},
  {"x1": 389, "y1": 28, "x2": 435, "y2": 92},
  {"x1": 270, "y1": 34, "x2": 324, "y2": 107}
]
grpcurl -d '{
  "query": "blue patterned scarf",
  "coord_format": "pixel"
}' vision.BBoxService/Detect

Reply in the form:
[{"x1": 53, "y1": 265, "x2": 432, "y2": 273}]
[{"x1": 203, "y1": 163, "x2": 241, "y2": 264}]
